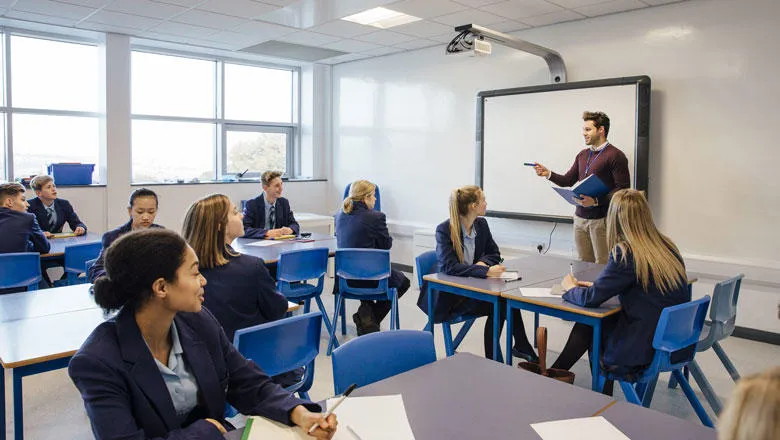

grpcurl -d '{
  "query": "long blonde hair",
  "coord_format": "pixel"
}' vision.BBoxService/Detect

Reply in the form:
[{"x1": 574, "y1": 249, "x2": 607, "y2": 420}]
[
  {"x1": 606, "y1": 189, "x2": 686, "y2": 293},
  {"x1": 342, "y1": 180, "x2": 376, "y2": 214},
  {"x1": 448, "y1": 185, "x2": 483, "y2": 264},
  {"x1": 718, "y1": 367, "x2": 780, "y2": 440},
  {"x1": 182, "y1": 194, "x2": 238, "y2": 269}
]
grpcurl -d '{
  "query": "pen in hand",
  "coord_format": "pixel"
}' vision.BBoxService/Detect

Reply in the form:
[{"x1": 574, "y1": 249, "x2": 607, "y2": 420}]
[
  {"x1": 570, "y1": 263, "x2": 574, "y2": 276},
  {"x1": 308, "y1": 383, "x2": 357, "y2": 433}
]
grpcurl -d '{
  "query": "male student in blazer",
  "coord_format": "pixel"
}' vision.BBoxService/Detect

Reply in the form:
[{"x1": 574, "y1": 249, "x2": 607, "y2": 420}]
[
  {"x1": 242, "y1": 170, "x2": 300, "y2": 239},
  {"x1": 26, "y1": 175, "x2": 87, "y2": 237},
  {"x1": 0, "y1": 182, "x2": 50, "y2": 294}
]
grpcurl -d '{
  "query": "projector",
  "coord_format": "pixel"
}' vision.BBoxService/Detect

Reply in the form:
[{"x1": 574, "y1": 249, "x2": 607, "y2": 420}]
[
  {"x1": 446, "y1": 32, "x2": 492, "y2": 57},
  {"x1": 472, "y1": 39, "x2": 492, "y2": 56}
]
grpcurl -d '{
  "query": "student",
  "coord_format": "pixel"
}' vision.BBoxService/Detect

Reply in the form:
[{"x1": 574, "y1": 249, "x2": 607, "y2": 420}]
[
  {"x1": 0, "y1": 182, "x2": 51, "y2": 294},
  {"x1": 27, "y1": 175, "x2": 87, "y2": 237},
  {"x1": 335, "y1": 180, "x2": 411, "y2": 335},
  {"x1": 416, "y1": 185, "x2": 536, "y2": 361},
  {"x1": 243, "y1": 170, "x2": 300, "y2": 239},
  {"x1": 68, "y1": 229, "x2": 337, "y2": 439},
  {"x1": 550, "y1": 189, "x2": 689, "y2": 394},
  {"x1": 718, "y1": 366, "x2": 780, "y2": 440},
  {"x1": 88, "y1": 188, "x2": 162, "y2": 282}
]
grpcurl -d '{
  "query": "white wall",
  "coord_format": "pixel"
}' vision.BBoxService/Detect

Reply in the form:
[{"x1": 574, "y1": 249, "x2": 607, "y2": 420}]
[{"x1": 332, "y1": 0, "x2": 780, "y2": 333}]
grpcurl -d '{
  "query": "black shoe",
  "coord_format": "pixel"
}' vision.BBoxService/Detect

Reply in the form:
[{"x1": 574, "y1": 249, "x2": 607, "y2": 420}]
[
  {"x1": 512, "y1": 347, "x2": 539, "y2": 364},
  {"x1": 352, "y1": 312, "x2": 380, "y2": 336}
]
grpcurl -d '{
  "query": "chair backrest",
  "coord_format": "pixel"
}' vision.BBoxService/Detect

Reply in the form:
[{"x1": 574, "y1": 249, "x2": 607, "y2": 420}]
[
  {"x1": 343, "y1": 183, "x2": 381, "y2": 211},
  {"x1": 64, "y1": 242, "x2": 102, "y2": 274},
  {"x1": 0, "y1": 252, "x2": 42, "y2": 290},
  {"x1": 234, "y1": 312, "x2": 322, "y2": 380},
  {"x1": 277, "y1": 248, "x2": 329, "y2": 282},
  {"x1": 708, "y1": 274, "x2": 744, "y2": 340},
  {"x1": 415, "y1": 250, "x2": 438, "y2": 288},
  {"x1": 85, "y1": 258, "x2": 98, "y2": 275},
  {"x1": 336, "y1": 249, "x2": 391, "y2": 295},
  {"x1": 331, "y1": 330, "x2": 436, "y2": 394},
  {"x1": 649, "y1": 295, "x2": 711, "y2": 373}
]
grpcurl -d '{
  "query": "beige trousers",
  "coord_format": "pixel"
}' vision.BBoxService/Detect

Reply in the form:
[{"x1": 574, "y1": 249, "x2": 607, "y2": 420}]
[{"x1": 573, "y1": 216, "x2": 608, "y2": 264}]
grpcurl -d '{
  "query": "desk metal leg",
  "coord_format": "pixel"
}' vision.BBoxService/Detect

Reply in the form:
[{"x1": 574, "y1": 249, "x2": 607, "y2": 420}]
[
  {"x1": 505, "y1": 303, "x2": 514, "y2": 365},
  {"x1": 591, "y1": 322, "x2": 602, "y2": 392},
  {"x1": 12, "y1": 357, "x2": 72, "y2": 440},
  {"x1": 1, "y1": 366, "x2": 6, "y2": 440},
  {"x1": 426, "y1": 285, "x2": 434, "y2": 340},
  {"x1": 492, "y1": 299, "x2": 501, "y2": 363}
]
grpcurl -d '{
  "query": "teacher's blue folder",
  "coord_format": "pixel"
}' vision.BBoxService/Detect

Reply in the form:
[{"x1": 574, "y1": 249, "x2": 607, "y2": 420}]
[{"x1": 552, "y1": 174, "x2": 610, "y2": 206}]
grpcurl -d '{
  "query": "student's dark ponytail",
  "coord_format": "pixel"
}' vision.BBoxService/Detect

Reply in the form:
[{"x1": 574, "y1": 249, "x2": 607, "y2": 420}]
[{"x1": 92, "y1": 229, "x2": 188, "y2": 312}]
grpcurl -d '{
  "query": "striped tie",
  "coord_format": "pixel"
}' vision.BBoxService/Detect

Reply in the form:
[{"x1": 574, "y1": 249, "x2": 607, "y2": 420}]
[
  {"x1": 269, "y1": 205, "x2": 276, "y2": 229},
  {"x1": 46, "y1": 207, "x2": 55, "y2": 230}
]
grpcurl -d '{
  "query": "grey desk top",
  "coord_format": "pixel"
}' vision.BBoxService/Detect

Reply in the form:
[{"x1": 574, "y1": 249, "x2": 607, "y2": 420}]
[
  {"x1": 601, "y1": 402, "x2": 716, "y2": 440},
  {"x1": 226, "y1": 352, "x2": 613, "y2": 439},
  {"x1": 42, "y1": 232, "x2": 102, "y2": 257},
  {"x1": 0, "y1": 284, "x2": 97, "y2": 323},
  {"x1": 231, "y1": 233, "x2": 337, "y2": 263}
]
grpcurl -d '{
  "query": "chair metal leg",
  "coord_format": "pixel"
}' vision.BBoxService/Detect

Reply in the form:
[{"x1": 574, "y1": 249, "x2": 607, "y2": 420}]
[
  {"x1": 328, "y1": 295, "x2": 344, "y2": 356},
  {"x1": 314, "y1": 296, "x2": 337, "y2": 350},
  {"x1": 298, "y1": 391, "x2": 311, "y2": 400},
  {"x1": 442, "y1": 323, "x2": 455, "y2": 357},
  {"x1": 423, "y1": 322, "x2": 431, "y2": 332},
  {"x1": 1, "y1": 367, "x2": 5, "y2": 440},
  {"x1": 640, "y1": 376, "x2": 658, "y2": 408},
  {"x1": 533, "y1": 312, "x2": 539, "y2": 348},
  {"x1": 338, "y1": 297, "x2": 347, "y2": 335},
  {"x1": 390, "y1": 294, "x2": 398, "y2": 330},
  {"x1": 668, "y1": 371, "x2": 679, "y2": 389},
  {"x1": 672, "y1": 369, "x2": 714, "y2": 428},
  {"x1": 688, "y1": 360, "x2": 723, "y2": 415},
  {"x1": 619, "y1": 380, "x2": 642, "y2": 405},
  {"x1": 712, "y1": 341, "x2": 741, "y2": 381},
  {"x1": 303, "y1": 299, "x2": 311, "y2": 313},
  {"x1": 452, "y1": 319, "x2": 475, "y2": 352}
]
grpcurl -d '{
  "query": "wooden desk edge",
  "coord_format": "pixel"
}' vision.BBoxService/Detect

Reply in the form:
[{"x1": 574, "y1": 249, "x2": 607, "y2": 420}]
[
  {"x1": 422, "y1": 274, "x2": 504, "y2": 296},
  {"x1": 1, "y1": 350, "x2": 77, "y2": 369},
  {"x1": 501, "y1": 292, "x2": 621, "y2": 318}
]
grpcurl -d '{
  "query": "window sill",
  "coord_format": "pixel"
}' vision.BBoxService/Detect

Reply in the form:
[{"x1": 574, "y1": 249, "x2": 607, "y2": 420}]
[{"x1": 131, "y1": 177, "x2": 327, "y2": 186}]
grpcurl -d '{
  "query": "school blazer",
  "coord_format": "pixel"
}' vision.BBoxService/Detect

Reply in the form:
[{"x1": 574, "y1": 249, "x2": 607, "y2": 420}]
[
  {"x1": 335, "y1": 201, "x2": 407, "y2": 289},
  {"x1": 416, "y1": 217, "x2": 501, "y2": 322},
  {"x1": 200, "y1": 250, "x2": 289, "y2": 341},
  {"x1": 242, "y1": 196, "x2": 299, "y2": 239},
  {"x1": 27, "y1": 197, "x2": 87, "y2": 234},
  {"x1": 87, "y1": 220, "x2": 164, "y2": 282},
  {"x1": 68, "y1": 306, "x2": 319, "y2": 440},
  {"x1": 563, "y1": 248, "x2": 691, "y2": 368},
  {"x1": 0, "y1": 207, "x2": 50, "y2": 254}
]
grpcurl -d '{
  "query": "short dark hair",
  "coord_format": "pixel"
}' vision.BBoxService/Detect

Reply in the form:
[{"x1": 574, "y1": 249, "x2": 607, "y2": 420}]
[
  {"x1": 92, "y1": 229, "x2": 188, "y2": 312},
  {"x1": 128, "y1": 188, "x2": 158, "y2": 208},
  {"x1": 30, "y1": 175, "x2": 54, "y2": 191},
  {"x1": 583, "y1": 111, "x2": 610, "y2": 137},
  {"x1": 261, "y1": 170, "x2": 282, "y2": 186},
  {"x1": 0, "y1": 182, "x2": 25, "y2": 203}
]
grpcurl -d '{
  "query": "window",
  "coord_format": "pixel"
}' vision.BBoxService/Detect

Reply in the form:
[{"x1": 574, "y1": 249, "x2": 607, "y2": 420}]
[
  {"x1": 131, "y1": 50, "x2": 298, "y2": 183},
  {"x1": 3, "y1": 35, "x2": 101, "y2": 183}
]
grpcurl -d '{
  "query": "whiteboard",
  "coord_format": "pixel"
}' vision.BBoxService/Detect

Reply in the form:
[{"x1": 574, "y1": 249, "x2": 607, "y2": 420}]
[{"x1": 477, "y1": 77, "x2": 650, "y2": 222}]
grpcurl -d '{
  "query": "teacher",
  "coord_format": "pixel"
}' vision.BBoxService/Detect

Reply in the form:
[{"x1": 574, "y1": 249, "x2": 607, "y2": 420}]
[{"x1": 533, "y1": 111, "x2": 630, "y2": 264}]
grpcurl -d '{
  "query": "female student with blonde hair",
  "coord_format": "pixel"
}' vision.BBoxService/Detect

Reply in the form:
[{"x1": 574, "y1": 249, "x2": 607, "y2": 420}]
[
  {"x1": 718, "y1": 366, "x2": 780, "y2": 440},
  {"x1": 335, "y1": 180, "x2": 411, "y2": 335},
  {"x1": 551, "y1": 189, "x2": 690, "y2": 393},
  {"x1": 416, "y1": 185, "x2": 536, "y2": 361}
]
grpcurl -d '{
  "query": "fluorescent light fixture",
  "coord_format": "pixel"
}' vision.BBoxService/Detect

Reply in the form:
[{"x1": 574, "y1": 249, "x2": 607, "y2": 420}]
[{"x1": 341, "y1": 7, "x2": 421, "y2": 29}]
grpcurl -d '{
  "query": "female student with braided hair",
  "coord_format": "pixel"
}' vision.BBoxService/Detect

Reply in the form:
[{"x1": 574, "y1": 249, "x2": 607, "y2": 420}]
[{"x1": 417, "y1": 185, "x2": 537, "y2": 361}]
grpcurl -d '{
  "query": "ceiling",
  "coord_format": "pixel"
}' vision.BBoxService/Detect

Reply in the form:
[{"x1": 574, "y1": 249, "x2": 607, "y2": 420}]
[{"x1": 0, "y1": 0, "x2": 687, "y2": 64}]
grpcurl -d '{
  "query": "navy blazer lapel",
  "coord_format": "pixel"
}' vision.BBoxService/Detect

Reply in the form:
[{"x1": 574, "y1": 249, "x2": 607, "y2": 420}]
[
  {"x1": 175, "y1": 314, "x2": 223, "y2": 417},
  {"x1": 115, "y1": 308, "x2": 180, "y2": 431}
]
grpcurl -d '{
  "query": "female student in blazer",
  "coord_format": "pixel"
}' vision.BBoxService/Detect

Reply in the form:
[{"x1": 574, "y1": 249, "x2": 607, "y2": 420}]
[
  {"x1": 335, "y1": 180, "x2": 411, "y2": 335},
  {"x1": 88, "y1": 188, "x2": 163, "y2": 282},
  {"x1": 69, "y1": 229, "x2": 337, "y2": 439},
  {"x1": 416, "y1": 185, "x2": 536, "y2": 361},
  {"x1": 550, "y1": 189, "x2": 690, "y2": 394}
]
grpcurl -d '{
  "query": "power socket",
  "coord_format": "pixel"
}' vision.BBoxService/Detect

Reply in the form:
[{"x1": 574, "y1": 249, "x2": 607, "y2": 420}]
[{"x1": 536, "y1": 243, "x2": 544, "y2": 253}]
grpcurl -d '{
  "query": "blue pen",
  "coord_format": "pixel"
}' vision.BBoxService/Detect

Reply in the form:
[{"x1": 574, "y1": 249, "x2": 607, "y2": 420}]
[{"x1": 523, "y1": 162, "x2": 536, "y2": 167}]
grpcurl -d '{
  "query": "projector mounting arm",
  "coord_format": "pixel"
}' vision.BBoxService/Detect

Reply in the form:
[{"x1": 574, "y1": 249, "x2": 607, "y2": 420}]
[{"x1": 454, "y1": 24, "x2": 567, "y2": 84}]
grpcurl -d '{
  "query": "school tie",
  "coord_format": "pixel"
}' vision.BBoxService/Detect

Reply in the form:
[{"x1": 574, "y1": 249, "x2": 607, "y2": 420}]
[
  {"x1": 46, "y1": 207, "x2": 55, "y2": 231},
  {"x1": 269, "y1": 205, "x2": 276, "y2": 229}
]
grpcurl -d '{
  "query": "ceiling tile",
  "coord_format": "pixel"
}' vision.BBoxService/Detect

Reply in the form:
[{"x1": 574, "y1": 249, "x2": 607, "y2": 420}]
[
  {"x1": 642, "y1": 0, "x2": 685, "y2": 4},
  {"x1": 105, "y1": 0, "x2": 189, "y2": 19},
  {"x1": 487, "y1": 19, "x2": 529, "y2": 32},
  {"x1": 452, "y1": 0, "x2": 506, "y2": 7},
  {"x1": 261, "y1": 0, "x2": 298, "y2": 6},
  {"x1": 431, "y1": 8, "x2": 507, "y2": 27},
  {"x1": 544, "y1": 0, "x2": 614, "y2": 7},
  {"x1": 520, "y1": 9, "x2": 585, "y2": 26},
  {"x1": 150, "y1": 20, "x2": 217, "y2": 37},
  {"x1": 197, "y1": 0, "x2": 279, "y2": 19},
  {"x1": 389, "y1": 0, "x2": 469, "y2": 19},
  {"x1": 151, "y1": 0, "x2": 205, "y2": 6},
  {"x1": 428, "y1": 32, "x2": 459, "y2": 43},
  {"x1": 2, "y1": 9, "x2": 81, "y2": 26},
  {"x1": 390, "y1": 19, "x2": 453, "y2": 38},
  {"x1": 318, "y1": 52, "x2": 372, "y2": 65},
  {"x1": 85, "y1": 10, "x2": 162, "y2": 29},
  {"x1": 279, "y1": 30, "x2": 342, "y2": 46},
  {"x1": 353, "y1": 30, "x2": 417, "y2": 45},
  {"x1": 360, "y1": 46, "x2": 405, "y2": 56},
  {"x1": 307, "y1": 19, "x2": 376, "y2": 38},
  {"x1": 393, "y1": 38, "x2": 439, "y2": 49},
  {"x1": 11, "y1": 0, "x2": 96, "y2": 20},
  {"x1": 231, "y1": 20, "x2": 295, "y2": 39},
  {"x1": 575, "y1": 0, "x2": 648, "y2": 17},
  {"x1": 79, "y1": 21, "x2": 144, "y2": 35},
  {"x1": 480, "y1": 0, "x2": 563, "y2": 20},
  {"x1": 173, "y1": 9, "x2": 249, "y2": 30},
  {"x1": 204, "y1": 30, "x2": 258, "y2": 45},
  {"x1": 324, "y1": 38, "x2": 383, "y2": 53},
  {"x1": 56, "y1": 0, "x2": 113, "y2": 7}
]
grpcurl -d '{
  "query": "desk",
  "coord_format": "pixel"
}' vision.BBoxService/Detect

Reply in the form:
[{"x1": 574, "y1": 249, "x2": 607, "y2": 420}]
[
  {"x1": 40, "y1": 232, "x2": 102, "y2": 258},
  {"x1": 231, "y1": 233, "x2": 337, "y2": 264},
  {"x1": 422, "y1": 255, "x2": 601, "y2": 361},
  {"x1": 226, "y1": 352, "x2": 614, "y2": 439},
  {"x1": 601, "y1": 401, "x2": 716, "y2": 440}
]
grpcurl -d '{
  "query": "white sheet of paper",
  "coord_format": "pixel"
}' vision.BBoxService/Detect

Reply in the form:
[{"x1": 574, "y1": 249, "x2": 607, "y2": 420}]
[
  {"x1": 328, "y1": 395, "x2": 416, "y2": 440},
  {"x1": 245, "y1": 240, "x2": 282, "y2": 247},
  {"x1": 531, "y1": 416, "x2": 630, "y2": 440},
  {"x1": 488, "y1": 271, "x2": 520, "y2": 280},
  {"x1": 520, "y1": 288, "x2": 563, "y2": 298},
  {"x1": 242, "y1": 416, "x2": 310, "y2": 440}
]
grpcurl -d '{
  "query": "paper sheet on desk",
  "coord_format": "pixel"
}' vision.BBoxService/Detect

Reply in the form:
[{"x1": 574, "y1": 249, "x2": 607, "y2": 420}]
[
  {"x1": 245, "y1": 240, "x2": 282, "y2": 247},
  {"x1": 520, "y1": 288, "x2": 564, "y2": 298},
  {"x1": 531, "y1": 416, "x2": 630, "y2": 440},
  {"x1": 241, "y1": 416, "x2": 310, "y2": 439},
  {"x1": 488, "y1": 271, "x2": 520, "y2": 281},
  {"x1": 328, "y1": 395, "x2": 416, "y2": 440}
]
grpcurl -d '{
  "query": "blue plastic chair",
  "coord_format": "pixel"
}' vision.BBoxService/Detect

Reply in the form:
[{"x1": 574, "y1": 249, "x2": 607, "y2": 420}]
[
  {"x1": 598, "y1": 296, "x2": 713, "y2": 427},
  {"x1": 0, "y1": 253, "x2": 42, "y2": 291},
  {"x1": 669, "y1": 274, "x2": 744, "y2": 415},
  {"x1": 233, "y1": 312, "x2": 323, "y2": 400},
  {"x1": 331, "y1": 330, "x2": 436, "y2": 394},
  {"x1": 84, "y1": 258, "x2": 97, "y2": 275},
  {"x1": 64, "y1": 242, "x2": 102, "y2": 285},
  {"x1": 416, "y1": 251, "x2": 477, "y2": 357},
  {"x1": 276, "y1": 248, "x2": 336, "y2": 347},
  {"x1": 327, "y1": 249, "x2": 399, "y2": 355},
  {"x1": 343, "y1": 183, "x2": 381, "y2": 211}
]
